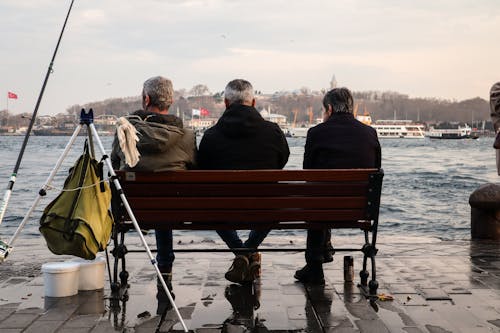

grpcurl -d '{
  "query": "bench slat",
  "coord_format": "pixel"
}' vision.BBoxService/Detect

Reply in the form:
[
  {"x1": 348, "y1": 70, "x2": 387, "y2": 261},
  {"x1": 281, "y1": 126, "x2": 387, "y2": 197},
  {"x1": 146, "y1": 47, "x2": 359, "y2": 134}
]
[
  {"x1": 121, "y1": 183, "x2": 369, "y2": 197},
  {"x1": 129, "y1": 209, "x2": 366, "y2": 223},
  {"x1": 133, "y1": 220, "x2": 372, "y2": 230},
  {"x1": 127, "y1": 197, "x2": 367, "y2": 210},
  {"x1": 117, "y1": 169, "x2": 379, "y2": 183}
]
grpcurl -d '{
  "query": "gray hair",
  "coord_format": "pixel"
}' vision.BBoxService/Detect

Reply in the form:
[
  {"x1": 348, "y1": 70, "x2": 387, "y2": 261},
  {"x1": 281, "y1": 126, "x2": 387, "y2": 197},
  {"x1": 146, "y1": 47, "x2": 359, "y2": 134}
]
[
  {"x1": 224, "y1": 79, "x2": 254, "y2": 106},
  {"x1": 322, "y1": 87, "x2": 354, "y2": 114},
  {"x1": 143, "y1": 76, "x2": 174, "y2": 110}
]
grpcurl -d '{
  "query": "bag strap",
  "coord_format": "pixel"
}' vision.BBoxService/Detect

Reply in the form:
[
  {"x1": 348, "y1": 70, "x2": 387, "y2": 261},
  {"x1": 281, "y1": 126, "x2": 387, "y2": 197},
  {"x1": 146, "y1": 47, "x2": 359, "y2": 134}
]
[
  {"x1": 63, "y1": 141, "x2": 91, "y2": 240},
  {"x1": 98, "y1": 157, "x2": 106, "y2": 192}
]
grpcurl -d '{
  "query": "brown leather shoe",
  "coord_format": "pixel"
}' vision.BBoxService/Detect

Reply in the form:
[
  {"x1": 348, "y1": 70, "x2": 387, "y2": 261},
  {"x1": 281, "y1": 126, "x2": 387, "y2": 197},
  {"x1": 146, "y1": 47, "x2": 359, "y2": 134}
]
[
  {"x1": 247, "y1": 252, "x2": 261, "y2": 279},
  {"x1": 225, "y1": 255, "x2": 249, "y2": 283}
]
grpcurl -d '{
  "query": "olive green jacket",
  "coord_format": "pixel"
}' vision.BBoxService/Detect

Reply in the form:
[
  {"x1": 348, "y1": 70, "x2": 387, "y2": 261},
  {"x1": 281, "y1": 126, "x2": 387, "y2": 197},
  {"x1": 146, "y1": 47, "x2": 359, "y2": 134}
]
[{"x1": 111, "y1": 111, "x2": 196, "y2": 172}]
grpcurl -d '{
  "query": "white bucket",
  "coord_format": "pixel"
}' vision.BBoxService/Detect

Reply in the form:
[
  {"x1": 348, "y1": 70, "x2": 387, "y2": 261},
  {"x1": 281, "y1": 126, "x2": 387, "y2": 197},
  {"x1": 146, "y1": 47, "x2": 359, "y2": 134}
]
[
  {"x1": 71, "y1": 257, "x2": 106, "y2": 291},
  {"x1": 42, "y1": 262, "x2": 80, "y2": 297}
]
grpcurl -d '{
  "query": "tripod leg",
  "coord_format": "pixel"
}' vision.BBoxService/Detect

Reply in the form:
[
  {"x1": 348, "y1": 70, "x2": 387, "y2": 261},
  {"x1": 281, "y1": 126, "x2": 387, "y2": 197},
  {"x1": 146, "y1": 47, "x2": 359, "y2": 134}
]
[
  {"x1": 88, "y1": 123, "x2": 188, "y2": 332},
  {"x1": 0, "y1": 125, "x2": 84, "y2": 262}
]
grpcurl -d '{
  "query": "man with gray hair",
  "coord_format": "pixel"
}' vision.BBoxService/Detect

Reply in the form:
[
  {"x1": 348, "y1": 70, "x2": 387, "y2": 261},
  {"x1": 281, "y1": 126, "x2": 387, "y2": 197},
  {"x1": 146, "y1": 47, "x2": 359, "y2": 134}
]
[
  {"x1": 198, "y1": 79, "x2": 290, "y2": 283},
  {"x1": 111, "y1": 76, "x2": 196, "y2": 306},
  {"x1": 295, "y1": 87, "x2": 381, "y2": 284}
]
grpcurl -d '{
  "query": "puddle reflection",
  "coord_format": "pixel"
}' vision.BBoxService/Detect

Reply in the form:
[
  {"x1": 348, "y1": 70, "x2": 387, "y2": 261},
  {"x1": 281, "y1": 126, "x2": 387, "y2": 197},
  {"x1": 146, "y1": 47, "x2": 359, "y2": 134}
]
[
  {"x1": 223, "y1": 283, "x2": 262, "y2": 330},
  {"x1": 44, "y1": 289, "x2": 105, "y2": 315}
]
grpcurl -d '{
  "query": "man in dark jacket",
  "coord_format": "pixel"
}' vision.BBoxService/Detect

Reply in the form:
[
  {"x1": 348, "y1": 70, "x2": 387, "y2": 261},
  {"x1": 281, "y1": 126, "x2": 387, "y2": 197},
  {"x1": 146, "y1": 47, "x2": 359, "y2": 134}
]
[
  {"x1": 198, "y1": 79, "x2": 290, "y2": 283},
  {"x1": 294, "y1": 87, "x2": 381, "y2": 284}
]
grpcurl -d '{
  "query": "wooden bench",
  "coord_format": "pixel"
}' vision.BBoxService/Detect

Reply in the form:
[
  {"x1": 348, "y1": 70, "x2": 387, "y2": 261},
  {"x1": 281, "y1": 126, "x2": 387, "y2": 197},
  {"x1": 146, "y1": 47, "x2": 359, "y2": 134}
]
[{"x1": 110, "y1": 168, "x2": 384, "y2": 297}]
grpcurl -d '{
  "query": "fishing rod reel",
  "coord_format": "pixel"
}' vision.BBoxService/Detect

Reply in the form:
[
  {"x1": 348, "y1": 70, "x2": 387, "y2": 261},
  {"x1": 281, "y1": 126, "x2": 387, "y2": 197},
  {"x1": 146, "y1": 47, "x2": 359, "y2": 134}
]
[{"x1": 0, "y1": 239, "x2": 12, "y2": 262}]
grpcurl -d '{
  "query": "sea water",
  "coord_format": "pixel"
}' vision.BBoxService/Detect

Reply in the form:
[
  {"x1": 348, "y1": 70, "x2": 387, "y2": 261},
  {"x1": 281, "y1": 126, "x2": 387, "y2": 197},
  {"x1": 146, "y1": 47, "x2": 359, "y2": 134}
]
[{"x1": 0, "y1": 135, "x2": 497, "y2": 242}]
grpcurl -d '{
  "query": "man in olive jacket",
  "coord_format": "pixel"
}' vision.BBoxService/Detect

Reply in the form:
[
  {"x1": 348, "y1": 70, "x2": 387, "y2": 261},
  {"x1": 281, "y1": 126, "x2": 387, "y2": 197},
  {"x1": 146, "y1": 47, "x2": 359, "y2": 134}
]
[
  {"x1": 111, "y1": 76, "x2": 196, "y2": 303},
  {"x1": 295, "y1": 87, "x2": 381, "y2": 284},
  {"x1": 198, "y1": 79, "x2": 290, "y2": 283}
]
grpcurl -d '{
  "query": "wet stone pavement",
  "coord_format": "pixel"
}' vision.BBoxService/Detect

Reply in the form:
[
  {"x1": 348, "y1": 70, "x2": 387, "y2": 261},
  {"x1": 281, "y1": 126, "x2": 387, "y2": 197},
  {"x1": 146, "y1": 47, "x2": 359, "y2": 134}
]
[{"x1": 0, "y1": 236, "x2": 499, "y2": 332}]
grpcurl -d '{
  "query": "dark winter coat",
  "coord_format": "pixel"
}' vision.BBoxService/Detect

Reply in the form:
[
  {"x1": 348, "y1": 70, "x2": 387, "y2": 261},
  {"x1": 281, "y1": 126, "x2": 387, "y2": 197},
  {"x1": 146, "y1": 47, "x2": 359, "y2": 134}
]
[
  {"x1": 303, "y1": 112, "x2": 381, "y2": 169},
  {"x1": 198, "y1": 104, "x2": 290, "y2": 169}
]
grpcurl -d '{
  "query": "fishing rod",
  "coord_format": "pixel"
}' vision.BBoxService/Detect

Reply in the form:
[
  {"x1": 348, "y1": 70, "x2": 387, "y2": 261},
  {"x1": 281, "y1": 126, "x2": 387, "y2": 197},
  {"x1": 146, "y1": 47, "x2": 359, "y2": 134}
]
[{"x1": 0, "y1": 0, "x2": 76, "y2": 261}]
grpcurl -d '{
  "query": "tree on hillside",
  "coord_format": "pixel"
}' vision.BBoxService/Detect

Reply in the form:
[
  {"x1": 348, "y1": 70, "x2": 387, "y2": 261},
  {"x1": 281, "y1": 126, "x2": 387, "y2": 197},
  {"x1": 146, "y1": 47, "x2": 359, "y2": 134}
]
[{"x1": 190, "y1": 84, "x2": 211, "y2": 97}]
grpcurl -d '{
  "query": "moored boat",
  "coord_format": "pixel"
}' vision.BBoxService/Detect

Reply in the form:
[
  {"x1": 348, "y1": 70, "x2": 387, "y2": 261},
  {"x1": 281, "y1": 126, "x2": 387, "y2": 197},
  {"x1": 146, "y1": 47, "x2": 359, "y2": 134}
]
[
  {"x1": 286, "y1": 126, "x2": 310, "y2": 138},
  {"x1": 425, "y1": 124, "x2": 478, "y2": 139},
  {"x1": 370, "y1": 120, "x2": 425, "y2": 139}
]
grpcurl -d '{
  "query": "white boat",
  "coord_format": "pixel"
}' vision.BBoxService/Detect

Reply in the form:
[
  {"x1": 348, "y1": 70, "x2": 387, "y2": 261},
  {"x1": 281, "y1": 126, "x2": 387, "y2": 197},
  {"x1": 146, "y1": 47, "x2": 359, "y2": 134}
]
[
  {"x1": 370, "y1": 120, "x2": 425, "y2": 139},
  {"x1": 286, "y1": 126, "x2": 310, "y2": 138},
  {"x1": 425, "y1": 124, "x2": 478, "y2": 139}
]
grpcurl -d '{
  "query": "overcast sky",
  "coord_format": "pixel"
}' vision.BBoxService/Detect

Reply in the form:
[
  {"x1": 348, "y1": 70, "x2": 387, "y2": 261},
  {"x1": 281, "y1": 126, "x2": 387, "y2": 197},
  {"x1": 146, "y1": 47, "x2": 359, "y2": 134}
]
[{"x1": 1, "y1": 0, "x2": 499, "y2": 115}]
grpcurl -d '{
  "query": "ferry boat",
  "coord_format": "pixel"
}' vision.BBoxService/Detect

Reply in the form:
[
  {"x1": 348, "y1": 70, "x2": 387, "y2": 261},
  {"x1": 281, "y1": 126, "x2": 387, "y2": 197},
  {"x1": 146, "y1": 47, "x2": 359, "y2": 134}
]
[
  {"x1": 425, "y1": 124, "x2": 478, "y2": 139},
  {"x1": 370, "y1": 120, "x2": 426, "y2": 139},
  {"x1": 286, "y1": 126, "x2": 310, "y2": 138}
]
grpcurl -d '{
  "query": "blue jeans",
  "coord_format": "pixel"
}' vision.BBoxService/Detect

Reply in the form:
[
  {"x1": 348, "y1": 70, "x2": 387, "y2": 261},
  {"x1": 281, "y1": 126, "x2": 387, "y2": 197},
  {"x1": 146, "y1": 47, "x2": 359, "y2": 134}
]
[
  {"x1": 217, "y1": 229, "x2": 270, "y2": 254},
  {"x1": 155, "y1": 229, "x2": 174, "y2": 271}
]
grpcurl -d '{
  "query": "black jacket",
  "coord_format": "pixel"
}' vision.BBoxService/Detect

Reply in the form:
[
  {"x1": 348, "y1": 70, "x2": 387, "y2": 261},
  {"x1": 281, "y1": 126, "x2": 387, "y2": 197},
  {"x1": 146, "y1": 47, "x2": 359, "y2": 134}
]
[
  {"x1": 303, "y1": 113, "x2": 381, "y2": 169},
  {"x1": 198, "y1": 104, "x2": 290, "y2": 169}
]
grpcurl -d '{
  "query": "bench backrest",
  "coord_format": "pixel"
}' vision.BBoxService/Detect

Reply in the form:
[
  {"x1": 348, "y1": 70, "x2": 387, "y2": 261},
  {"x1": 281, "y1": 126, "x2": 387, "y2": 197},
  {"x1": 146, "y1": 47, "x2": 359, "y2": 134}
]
[{"x1": 112, "y1": 169, "x2": 383, "y2": 231}]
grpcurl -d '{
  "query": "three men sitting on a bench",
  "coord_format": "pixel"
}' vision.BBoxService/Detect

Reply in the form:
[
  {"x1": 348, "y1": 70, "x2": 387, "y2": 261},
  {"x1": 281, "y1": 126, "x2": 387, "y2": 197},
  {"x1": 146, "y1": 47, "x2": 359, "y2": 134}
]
[{"x1": 112, "y1": 77, "x2": 380, "y2": 294}]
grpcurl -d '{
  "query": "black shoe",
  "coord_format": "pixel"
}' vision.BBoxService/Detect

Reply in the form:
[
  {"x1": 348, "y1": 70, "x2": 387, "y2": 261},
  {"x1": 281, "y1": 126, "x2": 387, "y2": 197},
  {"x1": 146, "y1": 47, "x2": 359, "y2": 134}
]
[
  {"x1": 323, "y1": 241, "x2": 334, "y2": 263},
  {"x1": 294, "y1": 264, "x2": 325, "y2": 285},
  {"x1": 156, "y1": 272, "x2": 175, "y2": 302}
]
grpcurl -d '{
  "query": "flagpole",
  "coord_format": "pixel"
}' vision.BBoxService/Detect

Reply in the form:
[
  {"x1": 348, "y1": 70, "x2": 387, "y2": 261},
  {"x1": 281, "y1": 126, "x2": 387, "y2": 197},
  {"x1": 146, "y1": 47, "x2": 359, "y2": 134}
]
[{"x1": 0, "y1": 0, "x2": 76, "y2": 260}]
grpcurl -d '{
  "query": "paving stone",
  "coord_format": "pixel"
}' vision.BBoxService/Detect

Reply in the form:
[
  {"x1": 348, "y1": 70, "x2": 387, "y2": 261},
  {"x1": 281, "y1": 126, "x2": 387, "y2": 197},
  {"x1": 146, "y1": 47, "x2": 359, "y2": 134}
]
[
  {"x1": 355, "y1": 319, "x2": 391, "y2": 333},
  {"x1": 439, "y1": 284, "x2": 472, "y2": 295},
  {"x1": 63, "y1": 314, "x2": 102, "y2": 328},
  {"x1": 89, "y1": 320, "x2": 116, "y2": 333},
  {"x1": 0, "y1": 313, "x2": 38, "y2": 329},
  {"x1": 281, "y1": 283, "x2": 305, "y2": 295},
  {"x1": 386, "y1": 283, "x2": 419, "y2": 295},
  {"x1": 319, "y1": 314, "x2": 353, "y2": 329},
  {"x1": 345, "y1": 302, "x2": 378, "y2": 320},
  {"x1": 41, "y1": 303, "x2": 79, "y2": 321},
  {"x1": 324, "y1": 327, "x2": 359, "y2": 333},
  {"x1": 401, "y1": 328, "x2": 425, "y2": 333},
  {"x1": 24, "y1": 319, "x2": 64, "y2": 333},
  {"x1": 418, "y1": 288, "x2": 452, "y2": 301},
  {"x1": 57, "y1": 328, "x2": 92, "y2": 333},
  {"x1": 14, "y1": 307, "x2": 44, "y2": 315},
  {"x1": 0, "y1": 308, "x2": 16, "y2": 321},
  {"x1": 286, "y1": 306, "x2": 307, "y2": 320},
  {"x1": 400, "y1": 294, "x2": 428, "y2": 306}
]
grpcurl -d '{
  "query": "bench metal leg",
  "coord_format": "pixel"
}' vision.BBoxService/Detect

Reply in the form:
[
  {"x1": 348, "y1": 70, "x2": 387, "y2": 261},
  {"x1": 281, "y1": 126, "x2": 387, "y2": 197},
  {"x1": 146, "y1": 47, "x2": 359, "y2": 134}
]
[
  {"x1": 110, "y1": 227, "x2": 129, "y2": 301},
  {"x1": 358, "y1": 230, "x2": 379, "y2": 299}
]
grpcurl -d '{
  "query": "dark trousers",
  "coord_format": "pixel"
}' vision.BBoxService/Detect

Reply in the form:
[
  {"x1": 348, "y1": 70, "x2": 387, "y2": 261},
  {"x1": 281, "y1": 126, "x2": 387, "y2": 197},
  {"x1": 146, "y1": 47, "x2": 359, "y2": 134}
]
[
  {"x1": 155, "y1": 229, "x2": 174, "y2": 271},
  {"x1": 305, "y1": 229, "x2": 332, "y2": 263}
]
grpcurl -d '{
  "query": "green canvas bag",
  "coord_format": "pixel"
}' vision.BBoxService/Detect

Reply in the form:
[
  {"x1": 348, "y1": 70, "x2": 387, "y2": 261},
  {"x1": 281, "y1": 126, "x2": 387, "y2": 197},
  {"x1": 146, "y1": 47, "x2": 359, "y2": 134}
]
[{"x1": 39, "y1": 142, "x2": 113, "y2": 259}]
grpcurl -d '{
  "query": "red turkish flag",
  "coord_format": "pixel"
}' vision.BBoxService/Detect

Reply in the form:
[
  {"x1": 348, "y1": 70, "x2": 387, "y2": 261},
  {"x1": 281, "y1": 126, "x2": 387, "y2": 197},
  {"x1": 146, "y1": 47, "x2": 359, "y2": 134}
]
[
  {"x1": 7, "y1": 91, "x2": 18, "y2": 99},
  {"x1": 200, "y1": 108, "x2": 210, "y2": 116}
]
